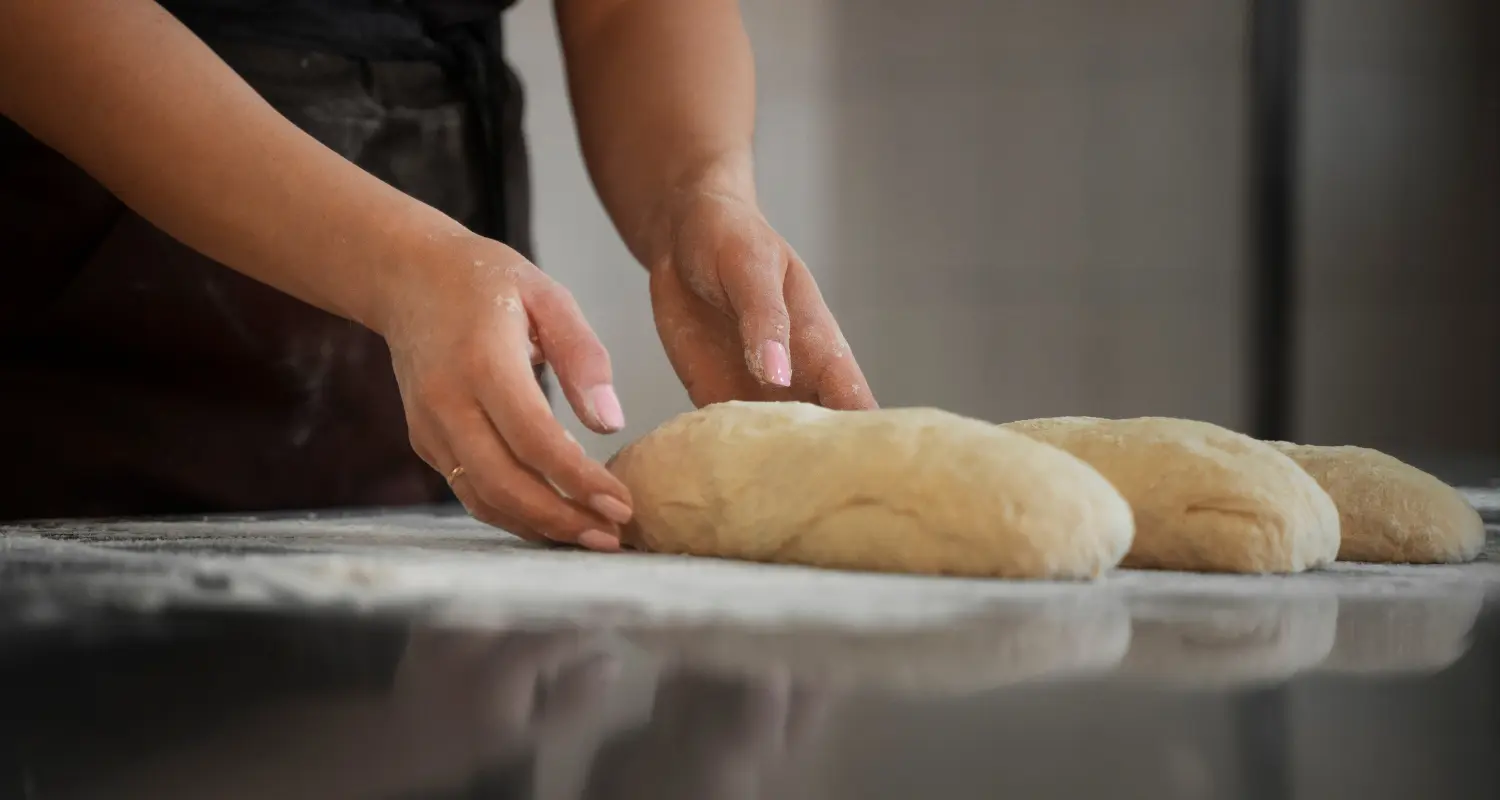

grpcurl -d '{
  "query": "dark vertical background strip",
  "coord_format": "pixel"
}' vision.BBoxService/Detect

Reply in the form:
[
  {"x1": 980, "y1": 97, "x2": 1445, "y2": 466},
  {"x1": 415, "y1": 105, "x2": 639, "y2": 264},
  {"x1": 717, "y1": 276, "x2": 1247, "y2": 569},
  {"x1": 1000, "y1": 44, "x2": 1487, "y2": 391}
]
[{"x1": 1247, "y1": 0, "x2": 1301, "y2": 441}]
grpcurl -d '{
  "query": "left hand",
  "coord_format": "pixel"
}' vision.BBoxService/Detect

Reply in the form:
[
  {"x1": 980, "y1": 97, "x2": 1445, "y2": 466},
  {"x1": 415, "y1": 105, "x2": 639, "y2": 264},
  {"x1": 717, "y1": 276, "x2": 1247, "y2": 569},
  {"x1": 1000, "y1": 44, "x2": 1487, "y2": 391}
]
[{"x1": 646, "y1": 190, "x2": 877, "y2": 410}]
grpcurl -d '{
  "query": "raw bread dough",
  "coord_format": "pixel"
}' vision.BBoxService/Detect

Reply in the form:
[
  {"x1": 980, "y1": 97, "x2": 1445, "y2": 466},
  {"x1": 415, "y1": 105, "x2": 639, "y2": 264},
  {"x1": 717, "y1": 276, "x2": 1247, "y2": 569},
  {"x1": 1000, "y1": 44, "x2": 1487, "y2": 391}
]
[
  {"x1": 1002, "y1": 417, "x2": 1340, "y2": 573},
  {"x1": 1268, "y1": 443, "x2": 1485, "y2": 564},
  {"x1": 608, "y1": 401, "x2": 1135, "y2": 579}
]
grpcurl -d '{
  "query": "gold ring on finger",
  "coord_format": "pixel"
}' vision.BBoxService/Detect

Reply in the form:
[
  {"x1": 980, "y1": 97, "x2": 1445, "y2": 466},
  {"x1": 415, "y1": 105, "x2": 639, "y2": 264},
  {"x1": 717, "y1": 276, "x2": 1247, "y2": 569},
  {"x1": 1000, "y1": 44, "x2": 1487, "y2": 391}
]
[{"x1": 445, "y1": 465, "x2": 467, "y2": 485}]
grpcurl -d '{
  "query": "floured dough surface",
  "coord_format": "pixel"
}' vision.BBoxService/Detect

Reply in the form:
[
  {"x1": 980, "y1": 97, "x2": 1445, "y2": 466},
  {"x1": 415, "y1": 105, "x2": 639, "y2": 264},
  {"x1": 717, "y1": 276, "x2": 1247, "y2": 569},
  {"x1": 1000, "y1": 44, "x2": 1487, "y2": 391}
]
[
  {"x1": 1269, "y1": 443, "x2": 1485, "y2": 564},
  {"x1": 609, "y1": 402, "x2": 1135, "y2": 579},
  {"x1": 1002, "y1": 417, "x2": 1341, "y2": 574}
]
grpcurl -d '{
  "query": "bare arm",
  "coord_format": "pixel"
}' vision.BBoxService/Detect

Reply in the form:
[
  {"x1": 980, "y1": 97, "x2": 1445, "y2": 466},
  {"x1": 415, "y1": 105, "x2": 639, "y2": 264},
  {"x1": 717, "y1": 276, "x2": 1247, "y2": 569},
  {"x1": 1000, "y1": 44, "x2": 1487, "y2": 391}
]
[
  {"x1": 555, "y1": 0, "x2": 877, "y2": 410},
  {"x1": 0, "y1": 0, "x2": 453, "y2": 332},
  {"x1": 0, "y1": 0, "x2": 637, "y2": 548},
  {"x1": 556, "y1": 0, "x2": 757, "y2": 269}
]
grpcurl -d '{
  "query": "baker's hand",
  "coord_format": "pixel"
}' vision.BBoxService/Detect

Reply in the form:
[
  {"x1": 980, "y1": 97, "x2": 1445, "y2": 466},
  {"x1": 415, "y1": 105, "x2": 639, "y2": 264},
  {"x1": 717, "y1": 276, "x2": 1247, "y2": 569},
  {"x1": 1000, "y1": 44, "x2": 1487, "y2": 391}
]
[
  {"x1": 378, "y1": 229, "x2": 632, "y2": 552},
  {"x1": 647, "y1": 191, "x2": 877, "y2": 410}
]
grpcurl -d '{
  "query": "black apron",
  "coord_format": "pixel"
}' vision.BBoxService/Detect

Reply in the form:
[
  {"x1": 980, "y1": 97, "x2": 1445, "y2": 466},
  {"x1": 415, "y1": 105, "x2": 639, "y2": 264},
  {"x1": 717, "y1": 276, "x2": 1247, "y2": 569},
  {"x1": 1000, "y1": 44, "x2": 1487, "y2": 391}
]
[{"x1": 0, "y1": 0, "x2": 531, "y2": 520}]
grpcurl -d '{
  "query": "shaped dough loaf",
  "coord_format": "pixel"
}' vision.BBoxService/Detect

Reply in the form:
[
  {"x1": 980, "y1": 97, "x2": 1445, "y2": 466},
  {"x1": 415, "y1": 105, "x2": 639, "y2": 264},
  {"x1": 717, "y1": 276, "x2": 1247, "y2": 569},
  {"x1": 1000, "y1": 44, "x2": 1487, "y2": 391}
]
[
  {"x1": 609, "y1": 402, "x2": 1134, "y2": 579},
  {"x1": 1001, "y1": 417, "x2": 1340, "y2": 573},
  {"x1": 1269, "y1": 443, "x2": 1485, "y2": 564}
]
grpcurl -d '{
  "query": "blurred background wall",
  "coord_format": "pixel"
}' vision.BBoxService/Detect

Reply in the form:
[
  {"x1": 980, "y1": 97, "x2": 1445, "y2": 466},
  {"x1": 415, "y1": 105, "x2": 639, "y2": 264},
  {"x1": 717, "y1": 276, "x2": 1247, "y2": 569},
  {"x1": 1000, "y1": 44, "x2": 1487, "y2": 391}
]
[
  {"x1": 501, "y1": 5, "x2": 1497, "y2": 796},
  {"x1": 508, "y1": 0, "x2": 1498, "y2": 480},
  {"x1": 1299, "y1": 0, "x2": 1498, "y2": 475}
]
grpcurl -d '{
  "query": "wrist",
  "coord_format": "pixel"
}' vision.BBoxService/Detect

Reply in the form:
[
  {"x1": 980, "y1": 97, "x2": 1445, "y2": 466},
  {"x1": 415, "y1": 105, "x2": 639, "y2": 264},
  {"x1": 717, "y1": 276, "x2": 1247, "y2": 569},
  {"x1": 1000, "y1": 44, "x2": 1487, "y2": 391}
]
[
  {"x1": 360, "y1": 205, "x2": 474, "y2": 339},
  {"x1": 634, "y1": 151, "x2": 758, "y2": 271}
]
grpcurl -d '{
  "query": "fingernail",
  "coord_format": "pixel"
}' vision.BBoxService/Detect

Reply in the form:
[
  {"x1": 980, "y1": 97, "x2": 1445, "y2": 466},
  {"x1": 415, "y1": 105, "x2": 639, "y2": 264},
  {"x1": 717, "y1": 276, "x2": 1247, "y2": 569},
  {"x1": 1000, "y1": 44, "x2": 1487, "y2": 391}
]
[
  {"x1": 585, "y1": 384, "x2": 626, "y2": 431},
  {"x1": 761, "y1": 340, "x2": 792, "y2": 387},
  {"x1": 577, "y1": 530, "x2": 621, "y2": 552},
  {"x1": 590, "y1": 494, "x2": 633, "y2": 524}
]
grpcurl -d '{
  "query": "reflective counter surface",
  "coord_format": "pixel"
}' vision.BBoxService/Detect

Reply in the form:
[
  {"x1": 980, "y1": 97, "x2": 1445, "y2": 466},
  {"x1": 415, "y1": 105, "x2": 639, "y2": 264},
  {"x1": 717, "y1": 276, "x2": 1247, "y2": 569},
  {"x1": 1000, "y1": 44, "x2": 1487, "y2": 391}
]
[{"x1": 1, "y1": 505, "x2": 1498, "y2": 799}]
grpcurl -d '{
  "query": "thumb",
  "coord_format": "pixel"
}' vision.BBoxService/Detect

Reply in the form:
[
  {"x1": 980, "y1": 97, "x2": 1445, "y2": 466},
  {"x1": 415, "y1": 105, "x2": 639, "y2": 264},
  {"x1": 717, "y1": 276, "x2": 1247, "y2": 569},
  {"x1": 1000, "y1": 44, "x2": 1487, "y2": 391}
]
[{"x1": 716, "y1": 237, "x2": 793, "y2": 388}]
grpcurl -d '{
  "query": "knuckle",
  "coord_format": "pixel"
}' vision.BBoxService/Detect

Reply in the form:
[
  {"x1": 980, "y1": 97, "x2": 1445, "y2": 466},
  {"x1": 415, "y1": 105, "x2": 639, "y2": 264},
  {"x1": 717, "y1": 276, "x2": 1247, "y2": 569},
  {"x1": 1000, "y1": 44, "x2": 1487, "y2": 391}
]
[
  {"x1": 560, "y1": 340, "x2": 610, "y2": 376},
  {"x1": 725, "y1": 235, "x2": 782, "y2": 271},
  {"x1": 525, "y1": 278, "x2": 570, "y2": 311}
]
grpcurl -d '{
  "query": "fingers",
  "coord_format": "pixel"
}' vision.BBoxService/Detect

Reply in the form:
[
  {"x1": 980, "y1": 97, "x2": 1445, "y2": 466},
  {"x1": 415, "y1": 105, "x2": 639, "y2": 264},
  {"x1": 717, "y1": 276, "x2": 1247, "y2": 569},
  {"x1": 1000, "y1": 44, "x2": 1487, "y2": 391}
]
[
  {"x1": 409, "y1": 406, "x2": 550, "y2": 543},
  {"x1": 406, "y1": 410, "x2": 545, "y2": 544},
  {"x1": 428, "y1": 389, "x2": 620, "y2": 550},
  {"x1": 399, "y1": 287, "x2": 631, "y2": 549},
  {"x1": 714, "y1": 236, "x2": 793, "y2": 388},
  {"x1": 784, "y1": 259, "x2": 878, "y2": 410},
  {"x1": 473, "y1": 289, "x2": 634, "y2": 538},
  {"x1": 527, "y1": 324, "x2": 543, "y2": 365},
  {"x1": 389, "y1": 237, "x2": 633, "y2": 551},
  {"x1": 708, "y1": 229, "x2": 876, "y2": 407},
  {"x1": 448, "y1": 472, "x2": 548, "y2": 545},
  {"x1": 525, "y1": 281, "x2": 625, "y2": 434},
  {"x1": 648, "y1": 259, "x2": 766, "y2": 408}
]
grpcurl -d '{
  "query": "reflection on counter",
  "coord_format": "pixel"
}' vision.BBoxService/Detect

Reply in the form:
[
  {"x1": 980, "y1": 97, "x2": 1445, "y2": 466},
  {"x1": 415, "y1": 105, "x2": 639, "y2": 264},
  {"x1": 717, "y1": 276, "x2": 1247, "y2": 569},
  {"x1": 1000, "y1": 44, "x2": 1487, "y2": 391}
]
[
  {"x1": 621, "y1": 596, "x2": 1130, "y2": 697},
  {"x1": 1318, "y1": 589, "x2": 1486, "y2": 676},
  {"x1": 1, "y1": 585, "x2": 1497, "y2": 799},
  {"x1": 1116, "y1": 594, "x2": 1339, "y2": 686}
]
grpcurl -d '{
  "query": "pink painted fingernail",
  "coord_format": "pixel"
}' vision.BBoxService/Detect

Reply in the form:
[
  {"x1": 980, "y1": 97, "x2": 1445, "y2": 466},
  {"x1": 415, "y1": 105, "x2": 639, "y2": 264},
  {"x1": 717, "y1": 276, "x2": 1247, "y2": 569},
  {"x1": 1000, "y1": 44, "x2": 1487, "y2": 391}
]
[
  {"x1": 591, "y1": 494, "x2": 633, "y2": 524},
  {"x1": 761, "y1": 340, "x2": 792, "y2": 387},
  {"x1": 578, "y1": 530, "x2": 621, "y2": 552},
  {"x1": 586, "y1": 384, "x2": 626, "y2": 431}
]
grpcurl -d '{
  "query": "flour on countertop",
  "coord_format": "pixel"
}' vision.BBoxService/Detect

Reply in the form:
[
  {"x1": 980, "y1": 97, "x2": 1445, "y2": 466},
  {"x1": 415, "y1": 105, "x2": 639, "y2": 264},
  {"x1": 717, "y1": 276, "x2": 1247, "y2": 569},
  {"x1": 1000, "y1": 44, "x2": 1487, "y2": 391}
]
[{"x1": 3, "y1": 511, "x2": 1498, "y2": 633}]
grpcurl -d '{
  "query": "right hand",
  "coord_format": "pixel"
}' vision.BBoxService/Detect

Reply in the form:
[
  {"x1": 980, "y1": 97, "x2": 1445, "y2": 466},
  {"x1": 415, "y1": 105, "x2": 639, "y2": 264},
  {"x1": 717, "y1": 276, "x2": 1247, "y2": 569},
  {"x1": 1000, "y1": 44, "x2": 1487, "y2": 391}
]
[{"x1": 376, "y1": 227, "x2": 633, "y2": 551}]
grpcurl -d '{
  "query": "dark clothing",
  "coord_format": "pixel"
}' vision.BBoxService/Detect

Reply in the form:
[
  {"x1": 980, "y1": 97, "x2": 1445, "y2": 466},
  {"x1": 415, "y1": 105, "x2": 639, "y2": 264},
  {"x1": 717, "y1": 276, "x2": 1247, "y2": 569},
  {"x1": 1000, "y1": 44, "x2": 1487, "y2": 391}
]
[
  {"x1": 159, "y1": 1, "x2": 516, "y2": 55},
  {"x1": 0, "y1": 2, "x2": 532, "y2": 519}
]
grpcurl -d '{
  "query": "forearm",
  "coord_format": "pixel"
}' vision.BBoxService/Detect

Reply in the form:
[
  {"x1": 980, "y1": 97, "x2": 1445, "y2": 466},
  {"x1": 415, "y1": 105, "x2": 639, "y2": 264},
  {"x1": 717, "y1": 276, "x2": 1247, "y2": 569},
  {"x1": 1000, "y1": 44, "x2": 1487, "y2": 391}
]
[
  {"x1": 0, "y1": 0, "x2": 459, "y2": 334},
  {"x1": 556, "y1": 0, "x2": 757, "y2": 269}
]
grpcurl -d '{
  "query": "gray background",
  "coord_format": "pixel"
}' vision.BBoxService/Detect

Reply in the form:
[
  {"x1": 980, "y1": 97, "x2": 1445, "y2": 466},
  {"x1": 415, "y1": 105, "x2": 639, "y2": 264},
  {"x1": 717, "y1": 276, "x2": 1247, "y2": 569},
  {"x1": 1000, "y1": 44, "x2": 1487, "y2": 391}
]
[
  {"x1": 505, "y1": 2, "x2": 1498, "y2": 796},
  {"x1": 507, "y1": 0, "x2": 1499, "y2": 476}
]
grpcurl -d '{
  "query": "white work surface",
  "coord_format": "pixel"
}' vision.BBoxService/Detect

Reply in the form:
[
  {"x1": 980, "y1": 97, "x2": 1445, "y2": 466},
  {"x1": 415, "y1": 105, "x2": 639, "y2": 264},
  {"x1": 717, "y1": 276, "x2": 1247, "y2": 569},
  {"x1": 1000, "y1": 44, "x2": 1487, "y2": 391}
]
[
  {"x1": 4, "y1": 503, "x2": 1498, "y2": 633},
  {"x1": 5, "y1": 493, "x2": 1498, "y2": 800}
]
